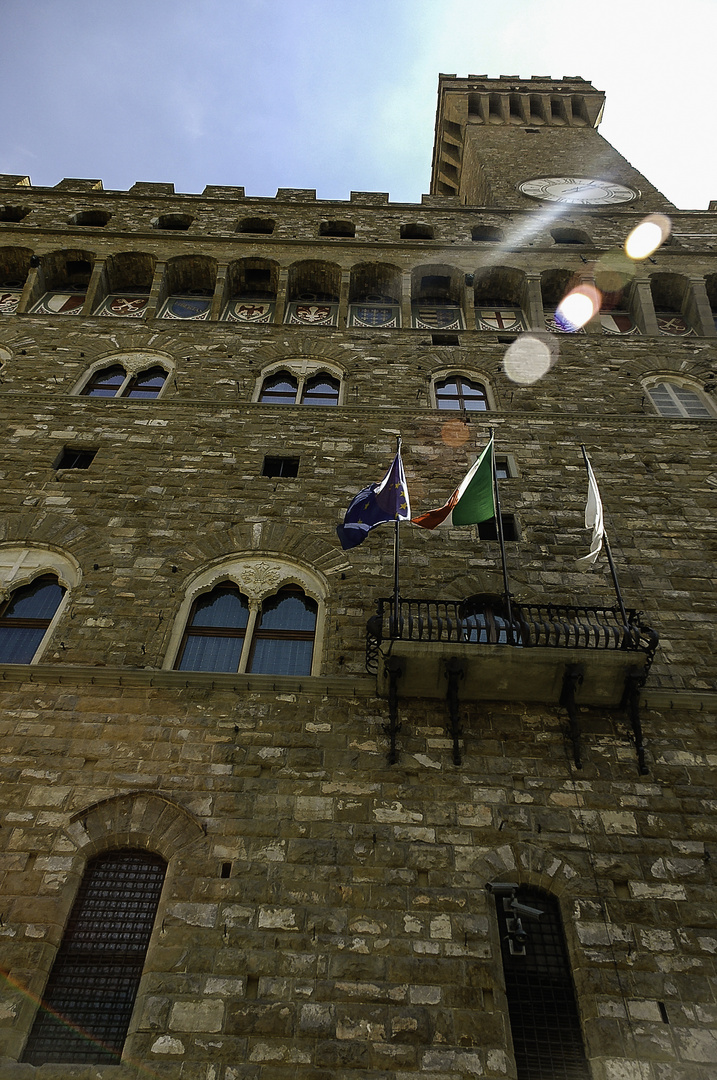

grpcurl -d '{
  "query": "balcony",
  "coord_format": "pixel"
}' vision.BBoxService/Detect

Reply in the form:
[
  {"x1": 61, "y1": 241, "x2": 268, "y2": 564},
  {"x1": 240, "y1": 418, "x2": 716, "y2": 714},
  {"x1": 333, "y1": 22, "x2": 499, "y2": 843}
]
[
  {"x1": 366, "y1": 597, "x2": 658, "y2": 769},
  {"x1": 367, "y1": 597, "x2": 658, "y2": 706}
]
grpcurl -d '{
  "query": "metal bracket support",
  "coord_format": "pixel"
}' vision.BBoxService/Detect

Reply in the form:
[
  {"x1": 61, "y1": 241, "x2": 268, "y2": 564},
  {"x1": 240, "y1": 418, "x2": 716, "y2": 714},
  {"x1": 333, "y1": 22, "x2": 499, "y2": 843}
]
[
  {"x1": 622, "y1": 669, "x2": 649, "y2": 775},
  {"x1": 560, "y1": 664, "x2": 584, "y2": 769},
  {"x1": 383, "y1": 656, "x2": 403, "y2": 766},
  {"x1": 444, "y1": 657, "x2": 465, "y2": 766}
]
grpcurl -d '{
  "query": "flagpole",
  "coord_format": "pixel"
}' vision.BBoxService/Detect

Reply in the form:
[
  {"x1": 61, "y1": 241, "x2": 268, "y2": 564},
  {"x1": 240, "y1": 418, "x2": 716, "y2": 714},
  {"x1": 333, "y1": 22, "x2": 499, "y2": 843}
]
[
  {"x1": 580, "y1": 444, "x2": 629, "y2": 628},
  {"x1": 392, "y1": 436, "x2": 402, "y2": 638},
  {"x1": 490, "y1": 427, "x2": 514, "y2": 643}
]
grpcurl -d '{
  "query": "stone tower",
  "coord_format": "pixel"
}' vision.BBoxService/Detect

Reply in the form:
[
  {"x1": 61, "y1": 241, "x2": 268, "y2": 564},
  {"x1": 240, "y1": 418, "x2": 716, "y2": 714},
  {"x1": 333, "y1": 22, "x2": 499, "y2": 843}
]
[{"x1": 0, "y1": 75, "x2": 715, "y2": 1080}]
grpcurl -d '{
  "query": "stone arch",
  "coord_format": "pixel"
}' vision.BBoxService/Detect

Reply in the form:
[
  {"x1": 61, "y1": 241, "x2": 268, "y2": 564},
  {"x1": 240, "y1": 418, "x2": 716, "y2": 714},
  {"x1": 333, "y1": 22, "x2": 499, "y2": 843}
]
[
  {"x1": 64, "y1": 791, "x2": 205, "y2": 861},
  {"x1": 162, "y1": 553, "x2": 332, "y2": 675}
]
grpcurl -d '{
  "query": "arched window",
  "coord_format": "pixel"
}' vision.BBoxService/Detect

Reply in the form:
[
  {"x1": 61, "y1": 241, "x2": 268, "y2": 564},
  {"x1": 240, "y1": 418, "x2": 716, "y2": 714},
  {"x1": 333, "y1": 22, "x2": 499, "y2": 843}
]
[
  {"x1": 176, "y1": 584, "x2": 249, "y2": 672},
  {"x1": 301, "y1": 373, "x2": 340, "y2": 405},
  {"x1": 248, "y1": 586, "x2": 317, "y2": 675},
  {"x1": 0, "y1": 574, "x2": 66, "y2": 663},
  {"x1": 494, "y1": 886, "x2": 589, "y2": 1079},
  {"x1": 258, "y1": 366, "x2": 341, "y2": 405},
  {"x1": 22, "y1": 850, "x2": 166, "y2": 1065},
  {"x1": 646, "y1": 380, "x2": 715, "y2": 418},
  {"x1": 166, "y1": 557, "x2": 327, "y2": 677},
  {"x1": 174, "y1": 582, "x2": 316, "y2": 676},
  {"x1": 80, "y1": 365, "x2": 167, "y2": 399},
  {"x1": 435, "y1": 376, "x2": 489, "y2": 411}
]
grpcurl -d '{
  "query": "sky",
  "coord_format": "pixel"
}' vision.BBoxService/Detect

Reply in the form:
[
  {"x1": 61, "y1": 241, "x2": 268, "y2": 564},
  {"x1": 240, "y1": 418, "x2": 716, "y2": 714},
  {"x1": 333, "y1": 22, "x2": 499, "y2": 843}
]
[{"x1": 0, "y1": 0, "x2": 715, "y2": 211}]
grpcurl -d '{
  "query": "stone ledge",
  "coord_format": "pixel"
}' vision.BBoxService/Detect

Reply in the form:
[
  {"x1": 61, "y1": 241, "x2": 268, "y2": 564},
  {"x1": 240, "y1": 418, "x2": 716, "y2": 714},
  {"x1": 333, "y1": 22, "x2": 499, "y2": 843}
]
[{"x1": 0, "y1": 662, "x2": 376, "y2": 698}]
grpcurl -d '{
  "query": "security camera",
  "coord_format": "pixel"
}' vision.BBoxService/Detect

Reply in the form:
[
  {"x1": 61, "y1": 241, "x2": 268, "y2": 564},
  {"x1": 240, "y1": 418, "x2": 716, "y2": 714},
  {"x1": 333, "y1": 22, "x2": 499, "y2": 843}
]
[
  {"x1": 485, "y1": 881, "x2": 519, "y2": 895},
  {"x1": 509, "y1": 898, "x2": 544, "y2": 921},
  {"x1": 505, "y1": 916, "x2": 528, "y2": 954}
]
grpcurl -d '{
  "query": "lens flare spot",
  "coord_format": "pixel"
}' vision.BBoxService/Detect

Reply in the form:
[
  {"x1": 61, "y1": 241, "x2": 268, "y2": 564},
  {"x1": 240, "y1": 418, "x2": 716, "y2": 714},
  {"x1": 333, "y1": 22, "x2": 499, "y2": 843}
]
[
  {"x1": 557, "y1": 285, "x2": 601, "y2": 330},
  {"x1": 441, "y1": 419, "x2": 471, "y2": 447},
  {"x1": 625, "y1": 214, "x2": 671, "y2": 260},
  {"x1": 503, "y1": 335, "x2": 555, "y2": 385}
]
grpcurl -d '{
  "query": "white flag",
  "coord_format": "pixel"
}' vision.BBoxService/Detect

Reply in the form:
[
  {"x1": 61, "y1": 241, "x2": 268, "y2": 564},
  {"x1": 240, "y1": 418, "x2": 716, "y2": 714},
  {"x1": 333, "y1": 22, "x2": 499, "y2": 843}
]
[{"x1": 577, "y1": 457, "x2": 604, "y2": 565}]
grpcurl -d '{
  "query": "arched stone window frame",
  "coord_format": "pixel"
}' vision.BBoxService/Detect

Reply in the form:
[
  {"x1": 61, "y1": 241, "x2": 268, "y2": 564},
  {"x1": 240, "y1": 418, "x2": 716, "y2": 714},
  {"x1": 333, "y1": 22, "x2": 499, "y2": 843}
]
[
  {"x1": 252, "y1": 357, "x2": 345, "y2": 405},
  {"x1": 429, "y1": 368, "x2": 496, "y2": 411},
  {"x1": 163, "y1": 555, "x2": 329, "y2": 677},
  {"x1": 0, "y1": 544, "x2": 80, "y2": 663},
  {"x1": 15, "y1": 792, "x2": 205, "y2": 1066},
  {"x1": 71, "y1": 351, "x2": 175, "y2": 400},
  {"x1": 642, "y1": 373, "x2": 716, "y2": 418}
]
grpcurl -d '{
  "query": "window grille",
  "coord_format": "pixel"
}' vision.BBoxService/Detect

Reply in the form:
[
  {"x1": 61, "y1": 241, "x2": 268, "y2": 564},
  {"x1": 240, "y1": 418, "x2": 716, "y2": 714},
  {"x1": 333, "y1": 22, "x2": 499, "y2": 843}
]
[
  {"x1": 23, "y1": 850, "x2": 166, "y2": 1065},
  {"x1": 496, "y1": 887, "x2": 589, "y2": 1079}
]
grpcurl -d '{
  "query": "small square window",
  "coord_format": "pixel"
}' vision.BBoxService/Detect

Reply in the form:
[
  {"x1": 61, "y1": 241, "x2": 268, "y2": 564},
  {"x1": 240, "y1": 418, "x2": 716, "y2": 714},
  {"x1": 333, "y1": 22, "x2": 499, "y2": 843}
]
[
  {"x1": 478, "y1": 513, "x2": 518, "y2": 541},
  {"x1": 432, "y1": 333, "x2": 460, "y2": 346},
  {"x1": 55, "y1": 447, "x2": 98, "y2": 470},
  {"x1": 263, "y1": 456, "x2": 299, "y2": 478},
  {"x1": 495, "y1": 456, "x2": 518, "y2": 480}
]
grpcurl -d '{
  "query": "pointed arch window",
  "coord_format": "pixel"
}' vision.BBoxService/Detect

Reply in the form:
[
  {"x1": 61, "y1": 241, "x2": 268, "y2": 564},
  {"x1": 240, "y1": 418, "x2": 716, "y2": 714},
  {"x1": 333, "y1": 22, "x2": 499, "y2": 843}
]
[
  {"x1": 174, "y1": 582, "x2": 317, "y2": 676},
  {"x1": 80, "y1": 364, "x2": 167, "y2": 399},
  {"x1": 0, "y1": 574, "x2": 66, "y2": 663},
  {"x1": 22, "y1": 850, "x2": 166, "y2": 1065},
  {"x1": 435, "y1": 376, "x2": 489, "y2": 411},
  {"x1": 248, "y1": 586, "x2": 317, "y2": 675},
  {"x1": 258, "y1": 368, "x2": 340, "y2": 405},
  {"x1": 176, "y1": 584, "x2": 249, "y2": 672},
  {"x1": 495, "y1": 886, "x2": 589, "y2": 1079}
]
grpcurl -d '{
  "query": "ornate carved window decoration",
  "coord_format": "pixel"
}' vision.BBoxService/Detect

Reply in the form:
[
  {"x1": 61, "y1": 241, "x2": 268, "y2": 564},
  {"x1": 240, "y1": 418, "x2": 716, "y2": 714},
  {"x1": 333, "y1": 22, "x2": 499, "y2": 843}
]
[
  {"x1": 254, "y1": 359, "x2": 343, "y2": 405},
  {"x1": 74, "y1": 353, "x2": 173, "y2": 399},
  {"x1": 0, "y1": 545, "x2": 79, "y2": 664},
  {"x1": 165, "y1": 556, "x2": 328, "y2": 677},
  {"x1": 643, "y1": 377, "x2": 716, "y2": 419},
  {"x1": 22, "y1": 850, "x2": 167, "y2": 1066},
  {"x1": 431, "y1": 372, "x2": 493, "y2": 411}
]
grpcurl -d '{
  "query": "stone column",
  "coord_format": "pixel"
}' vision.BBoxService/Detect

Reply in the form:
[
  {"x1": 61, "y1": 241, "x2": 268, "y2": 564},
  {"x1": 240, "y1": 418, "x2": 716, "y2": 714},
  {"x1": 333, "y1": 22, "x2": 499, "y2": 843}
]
[
  {"x1": 81, "y1": 259, "x2": 105, "y2": 316},
  {"x1": 630, "y1": 277, "x2": 660, "y2": 336},
  {"x1": 211, "y1": 263, "x2": 229, "y2": 322},
  {"x1": 274, "y1": 267, "x2": 289, "y2": 325},
  {"x1": 684, "y1": 275, "x2": 717, "y2": 338},
  {"x1": 338, "y1": 269, "x2": 351, "y2": 328},
  {"x1": 401, "y1": 271, "x2": 412, "y2": 329},
  {"x1": 463, "y1": 276, "x2": 476, "y2": 331},
  {"x1": 523, "y1": 273, "x2": 544, "y2": 331},
  {"x1": 145, "y1": 262, "x2": 167, "y2": 320}
]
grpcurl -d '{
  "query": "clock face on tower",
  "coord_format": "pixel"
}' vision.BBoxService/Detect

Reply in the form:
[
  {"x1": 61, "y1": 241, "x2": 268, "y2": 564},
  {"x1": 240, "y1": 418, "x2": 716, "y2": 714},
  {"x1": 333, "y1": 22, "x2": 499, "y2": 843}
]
[{"x1": 518, "y1": 177, "x2": 639, "y2": 206}]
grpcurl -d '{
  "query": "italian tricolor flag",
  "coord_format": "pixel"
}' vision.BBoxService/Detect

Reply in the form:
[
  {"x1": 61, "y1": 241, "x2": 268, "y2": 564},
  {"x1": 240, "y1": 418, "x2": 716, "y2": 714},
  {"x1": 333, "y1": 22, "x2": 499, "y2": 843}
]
[{"x1": 412, "y1": 437, "x2": 495, "y2": 529}]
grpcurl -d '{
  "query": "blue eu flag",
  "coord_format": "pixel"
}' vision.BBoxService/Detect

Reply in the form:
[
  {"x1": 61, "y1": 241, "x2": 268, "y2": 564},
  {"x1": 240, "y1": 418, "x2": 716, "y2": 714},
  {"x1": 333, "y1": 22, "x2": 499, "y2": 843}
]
[{"x1": 337, "y1": 450, "x2": 411, "y2": 550}]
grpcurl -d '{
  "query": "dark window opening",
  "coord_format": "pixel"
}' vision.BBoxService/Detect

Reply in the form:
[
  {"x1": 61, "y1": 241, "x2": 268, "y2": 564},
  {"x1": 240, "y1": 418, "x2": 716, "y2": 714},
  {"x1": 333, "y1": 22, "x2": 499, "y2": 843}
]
[
  {"x1": 263, "y1": 456, "x2": 299, "y2": 478},
  {"x1": 495, "y1": 457, "x2": 511, "y2": 480},
  {"x1": 0, "y1": 574, "x2": 66, "y2": 664},
  {"x1": 495, "y1": 887, "x2": 589, "y2": 1079},
  {"x1": 244, "y1": 267, "x2": 271, "y2": 290},
  {"x1": 401, "y1": 223, "x2": 434, "y2": 240},
  {"x1": 237, "y1": 217, "x2": 275, "y2": 234},
  {"x1": 65, "y1": 260, "x2": 92, "y2": 286},
  {"x1": 472, "y1": 225, "x2": 503, "y2": 242},
  {"x1": 154, "y1": 213, "x2": 193, "y2": 231},
  {"x1": 432, "y1": 333, "x2": 460, "y2": 346},
  {"x1": 0, "y1": 205, "x2": 31, "y2": 223},
  {"x1": 420, "y1": 275, "x2": 450, "y2": 297},
  {"x1": 319, "y1": 220, "x2": 355, "y2": 238},
  {"x1": 220, "y1": 861, "x2": 232, "y2": 879},
  {"x1": 22, "y1": 850, "x2": 166, "y2": 1065},
  {"x1": 70, "y1": 210, "x2": 112, "y2": 227},
  {"x1": 55, "y1": 447, "x2": 98, "y2": 470},
  {"x1": 551, "y1": 228, "x2": 590, "y2": 245},
  {"x1": 478, "y1": 513, "x2": 518, "y2": 541}
]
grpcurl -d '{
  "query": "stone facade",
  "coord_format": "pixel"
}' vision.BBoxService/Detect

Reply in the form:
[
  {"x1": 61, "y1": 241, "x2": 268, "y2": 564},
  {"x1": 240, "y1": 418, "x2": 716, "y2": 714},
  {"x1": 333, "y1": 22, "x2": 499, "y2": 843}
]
[{"x1": 0, "y1": 76, "x2": 715, "y2": 1080}]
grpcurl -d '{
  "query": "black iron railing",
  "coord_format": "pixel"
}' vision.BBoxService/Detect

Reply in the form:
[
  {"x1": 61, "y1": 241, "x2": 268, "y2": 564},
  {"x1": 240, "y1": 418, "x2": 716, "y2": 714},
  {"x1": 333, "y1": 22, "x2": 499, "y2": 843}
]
[{"x1": 366, "y1": 597, "x2": 658, "y2": 674}]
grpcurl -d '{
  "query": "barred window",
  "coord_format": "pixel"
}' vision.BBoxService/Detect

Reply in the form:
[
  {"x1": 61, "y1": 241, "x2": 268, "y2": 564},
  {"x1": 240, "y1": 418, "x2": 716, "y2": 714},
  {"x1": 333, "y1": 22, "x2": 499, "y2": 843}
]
[
  {"x1": 0, "y1": 574, "x2": 65, "y2": 663},
  {"x1": 495, "y1": 887, "x2": 589, "y2": 1079},
  {"x1": 23, "y1": 850, "x2": 166, "y2": 1065}
]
